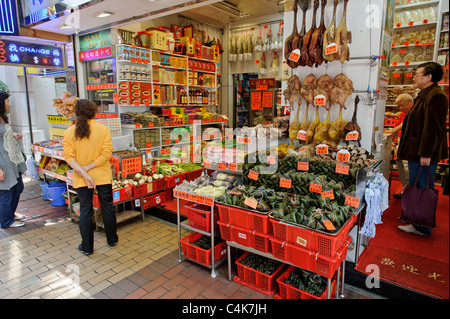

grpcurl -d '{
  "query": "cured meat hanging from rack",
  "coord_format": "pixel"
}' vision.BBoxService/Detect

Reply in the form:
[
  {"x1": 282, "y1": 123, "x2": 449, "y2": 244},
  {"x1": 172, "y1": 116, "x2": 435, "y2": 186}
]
[
  {"x1": 334, "y1": 0, "x2": 352, "y2": 63},
  {"x1": 314, "y1": 74, "x2": 334, "y2": 110},
  {"x1": 300, "y1": 0, "x2": 319, "y2": 67},
  {"x1": 313, "y1": 75, "x2": 335, "y2": 142},
  {"x1": 322, "y1": 0, "x2": 339, "y2": 62},
  {"x1": 309, "y1": 0, "x2": 327, "y2": 67},
  {"x1": 284, "y1": 0, "x2": 300, "y2": 68},
  {"x1": 284, "y1": 75, "x2": 302, "y2": 112},
  {"x1": 300, "y1": 74, "x2": 319, "y2": 142},
  {"x1": 295, "y1": 0, "x2": 309, "y2": 67},
  {"x1": 329, "y1": 73, "x2": 353, "y2": 141},
  {"x1": 344, "y1": 95, "x2": 362, "y2": 146}
]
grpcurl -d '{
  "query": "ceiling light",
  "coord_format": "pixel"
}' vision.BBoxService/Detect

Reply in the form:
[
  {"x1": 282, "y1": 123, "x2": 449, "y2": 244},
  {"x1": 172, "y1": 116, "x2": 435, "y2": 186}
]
[
  {"x1": 212, "y1": 1, "x2": 248, "y2": 18},
  {"x1": 96, "y1": 11, "x2": 113, "y2": 18}
]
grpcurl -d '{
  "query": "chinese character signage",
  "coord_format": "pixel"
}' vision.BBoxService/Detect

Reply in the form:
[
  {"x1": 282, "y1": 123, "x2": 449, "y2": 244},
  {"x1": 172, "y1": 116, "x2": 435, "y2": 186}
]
[
  {"x1": 0, "y1": 39, "x2": 64, "y2": 68},
  {"x1": 0, "y1": 0, "x2": 19, "y2": 36},
  {"x1": 79, "y1": 30, "x2": 112, "y2": 52},
  {"x1": 79, "y1": 46, "x2": 112, "y2": 61}
]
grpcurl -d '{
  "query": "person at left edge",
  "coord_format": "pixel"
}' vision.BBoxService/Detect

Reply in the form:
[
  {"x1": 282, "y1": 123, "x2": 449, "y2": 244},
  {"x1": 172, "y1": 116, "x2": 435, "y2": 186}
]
[
  {"x1": 63, "y1": 99, "x2": 118, "y2": 255},
  {"x1": 0, "y1": 81, "x2": 27, "y2": 229}
]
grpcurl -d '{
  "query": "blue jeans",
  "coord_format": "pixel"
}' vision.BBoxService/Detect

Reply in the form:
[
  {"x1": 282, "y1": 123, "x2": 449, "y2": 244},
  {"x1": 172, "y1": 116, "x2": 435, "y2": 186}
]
[
  {"x1": 407, "y1": 161, "x2": 438, "y2": 236},
  {"x1": 0, "y1": 175, "x2": 24, "y2": 228}
]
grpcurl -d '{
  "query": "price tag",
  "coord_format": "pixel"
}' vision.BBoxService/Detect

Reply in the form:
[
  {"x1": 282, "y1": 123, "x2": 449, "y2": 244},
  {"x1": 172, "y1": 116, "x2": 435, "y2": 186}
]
[
  {"x1": 297, "y1": 130, "x2": 307, "y2": 141},
  {"x1": 392, "y1": 61, "x2": 398, "y2": 66},
  {"x1": 135, "y1": 123, "x2": 142, "y2": 128},
  {"x1": 262, "y1": 91, "x2": 273, "y2": 108},
  {"x1": 345, "y1": 195, "x2": 361, "y2": 208},
  {"x1": 403, "y1": 41, "x2": 410, "y2": 47},
  {"x1": 395, "y1": 22, "x2": 402, "y2": 28},
  {"x1": 248, "y1": 170, "x2": 259, "y2": 181},
  {"x1": 203, "y1": 159, "x2": 211, "y2": 167},
  {"x1": 113, "y1": 93, "x2": 119, "y2": 103},
  {"x1": 336, "y1": 150, "x2": 350, "y2": 162},
  {"x1": 237, "y1": 136, "x2": 252, "y2": 144},
  {"x1": 314, "y1": 94, "x2": 326, "y2": 106},
  {"x1": 422, "y1": 19, "x2": 429, "y2": 24},
  {"x1": 148, "y1": 122, "x2": 154, "y2": 127},
  {"x1": 309, "y1": 182, "x2": 322, "y2": 194},
  {"x1": 218, "y1": 163, "x2": 227, "y2": 170},
  {"x1": 408, "y1": 21, "x2": 414, "y2": 27},
  {"x1": 280, "y1": 178, "x2": 292, "y2": 189},
  {"x1": 322, "y1": 219, "x2": 336, "y2": 231},
  {"x1": 321, "y1": 188, "x2": 335, "y2": 200},
  {"x1": 298, "y1": 161, "x2": 309, "y2": 171},
  {"x1": 404, "y1": 60, "x2": 410, "y2": 66},
  {"x1": 229, "y1": 163, "x2": 238, "y2": 172},
  {"x1": 256, "y1": 84, "x2": 268, "y2": 91},
  {"x1": 346, "y1": 131, "x2": 359, "y2": 141},
  {"x1": 267, "y1": 156, "x2": 277, "y2": 165},
  {"x1": 414, "y1": 40, "x2": 421, "y2": 46},
  {"x1": 161, "y1": 149, "x2": 170, "y2": 155},
  {"x1": 316, "y1": 144, "x2": 329, "y2": 155},
  {"x1": 204, "y1": 197, "x2": 214, "y2": 206},
  {"x1": 244, "y1": 197, "x2": 258, "y2": 210},
  {"x1": 391, "y1": 43, "x2": 396, "y2": 48},
  {"x1": 288, "y1": 49, "x2": 301, "y2": 62},
  {"x1": 336, "y1": 163, "x2": 350, "y2": 175},
  {"x1": 325, "y1": 43, "x2": 338, "y2": 55}
]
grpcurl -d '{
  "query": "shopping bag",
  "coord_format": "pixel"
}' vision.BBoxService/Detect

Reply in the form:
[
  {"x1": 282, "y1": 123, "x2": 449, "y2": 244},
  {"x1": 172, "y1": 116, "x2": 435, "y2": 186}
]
[{"x1": 400, "y1": 167, "x2": 438, "y2": 228}]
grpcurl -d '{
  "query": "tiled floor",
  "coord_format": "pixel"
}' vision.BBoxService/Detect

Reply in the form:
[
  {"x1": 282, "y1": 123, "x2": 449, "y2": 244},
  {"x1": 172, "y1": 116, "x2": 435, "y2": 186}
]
[{"x1": 0, "y1": 178, "x2": 382, "y2": 300}]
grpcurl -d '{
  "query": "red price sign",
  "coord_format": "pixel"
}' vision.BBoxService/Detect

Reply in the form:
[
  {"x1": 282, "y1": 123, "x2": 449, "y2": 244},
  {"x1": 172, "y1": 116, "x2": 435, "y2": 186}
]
[
  {"x1": 422, "y1": 19, "x2": 429, "y2": 24},
  {"x1": 262, "y1": 91, "x2": 273, "y2": 108},
  {"x1": 345, "y1": 195, "x2": 361, "y2": 208},
  {"x1": 336, "y1": 150, "x2": 350, "y2": 162},
  {"x1": 408, "y1": 21, "x2": 414, "y2": 27},
  {"x1": 267, "y1": 156, "x2": 277, "y2": 165},
  {"x1": 316, "y1": 145, "x2": 329, "y2": 155},
  {"x1": 280, "y1": 178, "x2": 292, "y2": 189},
  {"x1": 229, "y1": 163, "x2": 238, "y2": 172},
  {"x1": 391, "y1": 43, "x2": 396, "y2": 48},
  {"x1": 218, "y1": 163, "x2": 227, "y2": 170},
  {"x1": 309, "y1": 182, "x2": 322, "y2": 194},
  {"x1": 325, "y1": 43, "x2": 338, "y2": 55},
  {"x1": 392, "y1": 61, "x2": 398, "y2": 66},
  {"x1": 314, "y1": 95, "x2": 326, "y2": 106},
  {"x1": 336, "y1": 163, "x2": 350, "y2": 175},
  {"x1": 321, "y1": 189, "x2": 335, "y2": 200},
  {"x1": 403, "y1": 41, "x2": 410, "y2": 47},
  {"x1": 395, "y1": 22, "x2": 402, "y2": 28},
  {"x1": 346, "y1": 131, "x2": 359, "y2": 141},
  {"x1": 322, "y1": 219, "x2": 336, "y2": 231},
  {"x1": 203, "y1": 159, "x2": 211, "y2": 167},
  {"x1": 297, "y1": 130, "x2": 307, "y2": 141},
  {"x1": 251, "y1": 91, "x2": 262, "y2": 110},
  {"x1": 256, "y1": 84, "x2": 268, "y2": 91},
  {"x1": 298, "y1": 161, "x2": 309, "y2": 171},
  {"x1": 248, "y1": 170, "x2": 259, "y2": 181},
  {"x1": 414, "y1": 40, "x2": 421, "y2": 46},
  {"x1": 237, "y1": 136, "x2": 252, "y2": 144},
  {"x1": 244, "y1": 197, "x2": 258, "y2": 210},
  {"x1": 289, "y1": 50, "x2": 301, "y2": 62},
  {"x1": 404, "y1": 60, "x2": 410, "y2": 66}
]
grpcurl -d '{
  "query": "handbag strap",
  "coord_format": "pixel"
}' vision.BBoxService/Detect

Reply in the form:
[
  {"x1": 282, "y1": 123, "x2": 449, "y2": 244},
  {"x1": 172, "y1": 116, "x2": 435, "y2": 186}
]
[{"x1": 414, "y1": 165, "x2": 432, "y2": 189}]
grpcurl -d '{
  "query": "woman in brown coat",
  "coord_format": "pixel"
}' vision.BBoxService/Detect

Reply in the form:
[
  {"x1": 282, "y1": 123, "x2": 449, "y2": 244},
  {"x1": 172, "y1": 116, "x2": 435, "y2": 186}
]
[{"x1": 397, "y1": 62, "x2": 448, "y2": 236}]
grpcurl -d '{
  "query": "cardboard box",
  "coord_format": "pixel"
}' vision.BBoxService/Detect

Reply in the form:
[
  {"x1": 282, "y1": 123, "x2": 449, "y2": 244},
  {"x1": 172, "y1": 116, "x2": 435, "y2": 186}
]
[
  {"x1": 202, "y1": 46, "x2": 214, "y2": 61},
  {"x1": 148, "y1": 29, "x2": 167, "y2": 51},
  {"x1": 172, "y1": 24, "x2": 183, "y2": 39}
]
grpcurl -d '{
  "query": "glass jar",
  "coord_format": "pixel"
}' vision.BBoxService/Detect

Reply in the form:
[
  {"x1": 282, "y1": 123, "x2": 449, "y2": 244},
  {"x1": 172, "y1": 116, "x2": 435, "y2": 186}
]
[
  {"x1": 403, "y1": 68, "x2": 415, "y2": 85},
  {"x1": 424, "y1": 46, "x2": 434, "y2": 60},
  {"x1": 391, "y1": 69, "x2": 404, "y2": 85}
]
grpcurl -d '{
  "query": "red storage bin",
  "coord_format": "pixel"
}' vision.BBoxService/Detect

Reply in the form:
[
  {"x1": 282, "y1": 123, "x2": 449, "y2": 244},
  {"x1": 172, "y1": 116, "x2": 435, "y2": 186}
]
[
  {"x1": 270, "y1": 236, "x2": 351, "y2": 279},
  {"x1": 218, "y1": 220, "x2": 232, "y2": 241},
  {"x1": 185, "y1": 202, "x2": 219, "y2": 232},
  {"x1": 216, "y1": 203, "x2": 271, "y2": 235},
  {"x1": 270, "y1": 214, "x2": 357, "y2": 258},
  {"x1": 93, "y1": 186, "x2": 133, "y2": 209},
  {"x1": 180, "y1": 232, "x2": 227, "y2": 266},
  {"x1": 142, "y1": 189, "x2": 172, "y2": 209},
  {"x1": 276, "y1": 266, "x2": 336, "y2": 299},
  {"x1": 163, "y1": 172, "x2": 186, "y2": 189},
  {"x1": 231, "y1": 224, "x2": 271, "y2": 253},
  {"x1": 186, "y1": 168, "x2": 203, "y2": 181},
  {"x1": 234, "y1": 251, "x2": 286, "y2": 296},
  {"x1": 132, "y1": 179, "x2": 164, "y2": 197}
]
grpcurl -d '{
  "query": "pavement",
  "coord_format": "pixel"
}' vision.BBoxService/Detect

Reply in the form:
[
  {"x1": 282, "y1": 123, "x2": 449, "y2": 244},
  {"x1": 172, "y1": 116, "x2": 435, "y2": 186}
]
[{"x1": 0, "y1": 177, "x2": 382, "y2": 300}]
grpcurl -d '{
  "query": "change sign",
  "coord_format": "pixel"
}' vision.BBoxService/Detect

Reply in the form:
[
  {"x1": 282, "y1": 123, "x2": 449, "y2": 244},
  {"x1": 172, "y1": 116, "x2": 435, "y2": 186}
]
[{"x1": 0, "y1": 39, "x2": 64, "y2": 68}]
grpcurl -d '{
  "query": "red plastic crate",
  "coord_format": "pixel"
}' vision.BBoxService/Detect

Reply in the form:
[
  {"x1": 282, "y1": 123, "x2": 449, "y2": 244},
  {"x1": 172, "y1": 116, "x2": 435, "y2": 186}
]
[
  {"x1": 270, "y1": 214, "x2": 356, "y2": 258},
  {"x1": 109, "y1": 152, "x2": 143, "y2": 178},
  {"x1": 142, "y1": 189, "x2": 172, "y2": 209},
  {"x1": 218, "y1": 220, "x2": 271, "y2": 253},
  {"x1": 276, "y1": 266, "x2": 336, "y2": 299},
  {"x1": 216, "y1": 203, "x2": 272, "y2": 235},
  {"x1": 234, "y1": 251, "x2": 286, "y2": 296},
  {"x1": 93, "y1": 186, "x2": 133, "y2": 209},
  {"x1": 180, "y1": 232, "x2": 227, "y2": 266},
  {"x1": 163, "y1": 172, "x2": 186, "y2": 189},
  {"x1": 218, "y1": 220, "x2": 232, "y2": 241},
  {"x1": 186, "y1": 168, "x2": 204, "y2": 181},
  {"x1": 132, "y1": 179, "x2": 163, "y2": 197},
  {"x1": 185, "y1": 202, "x2": 219, "y2": 232},
  {"x1": 270, "y1": 236, "x2": 351, "y2": 279}
]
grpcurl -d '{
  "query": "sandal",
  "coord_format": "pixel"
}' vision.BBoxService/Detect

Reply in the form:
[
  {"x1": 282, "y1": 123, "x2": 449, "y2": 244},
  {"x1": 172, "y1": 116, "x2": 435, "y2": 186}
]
[{"x1": 8, "y1": 221, "x2": 25, "y2": 228}]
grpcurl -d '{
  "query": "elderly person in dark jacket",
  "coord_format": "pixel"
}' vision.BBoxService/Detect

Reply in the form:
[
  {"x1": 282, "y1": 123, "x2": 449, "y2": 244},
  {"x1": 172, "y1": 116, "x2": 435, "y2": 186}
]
[{"x1": 397, "y1": 62, "x2": 449, "y2": 236}]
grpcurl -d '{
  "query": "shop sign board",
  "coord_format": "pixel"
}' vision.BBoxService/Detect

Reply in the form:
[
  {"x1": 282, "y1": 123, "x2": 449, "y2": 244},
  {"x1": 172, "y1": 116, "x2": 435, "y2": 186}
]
[
  {"x1": 0, "y1": 0, "x2": 19, "y2": 36},
  {"x1": 0, "y1": 39, "x2": 64, "y2": 68},
  {"x1": 79, "y1": 30, "x2": 112, "y2": 52},
  {"x1": 79, "y1": 46, "x2": 112, "y2": 61}
]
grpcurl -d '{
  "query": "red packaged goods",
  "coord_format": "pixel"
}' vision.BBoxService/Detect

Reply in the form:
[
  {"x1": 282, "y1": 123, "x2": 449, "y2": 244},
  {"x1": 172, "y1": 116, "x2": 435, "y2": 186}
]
[{"x1": 172, "y1": 25, "x2": 183, "y2": 39}]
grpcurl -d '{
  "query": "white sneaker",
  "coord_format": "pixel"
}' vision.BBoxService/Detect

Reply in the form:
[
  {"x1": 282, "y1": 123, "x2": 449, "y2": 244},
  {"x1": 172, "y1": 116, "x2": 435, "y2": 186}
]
[{"x1": 7, "y1": 221, "x2": 25, "y2": 228}]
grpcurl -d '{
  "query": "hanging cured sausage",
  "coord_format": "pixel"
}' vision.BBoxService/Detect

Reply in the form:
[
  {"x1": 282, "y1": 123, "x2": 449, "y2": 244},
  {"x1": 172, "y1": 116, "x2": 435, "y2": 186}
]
[
  {"x1": 309, "y1": 0, "x2": 327, "y2": 67},
  {"x1": 300, "y1": 0, "x2": 319, "y2": 67},
  {"x1": 284, "y1": 0, "x2": 299, "y2": 68}
]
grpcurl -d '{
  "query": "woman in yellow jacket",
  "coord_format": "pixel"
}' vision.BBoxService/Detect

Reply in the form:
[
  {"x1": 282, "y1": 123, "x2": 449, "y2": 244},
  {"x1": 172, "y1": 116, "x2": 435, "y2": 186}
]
[{"x1": 63, "y1": 99, "x2": 118, "y2": 255}]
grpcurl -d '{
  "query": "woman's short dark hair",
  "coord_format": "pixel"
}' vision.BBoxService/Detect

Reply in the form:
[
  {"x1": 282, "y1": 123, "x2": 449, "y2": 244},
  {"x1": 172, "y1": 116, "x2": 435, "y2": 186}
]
[
  {"x1": 0, "y1": 91, "x2": 10, "y2": 124},
  {"x1": 74, "y1": 99, "x2": 97, "y2": 140},
  {"x1": 418, "y1": 62, "x2": 444, "y2": 83}
]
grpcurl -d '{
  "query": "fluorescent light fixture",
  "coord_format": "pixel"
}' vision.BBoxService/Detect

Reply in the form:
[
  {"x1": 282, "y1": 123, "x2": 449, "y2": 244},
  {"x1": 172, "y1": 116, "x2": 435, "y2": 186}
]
[
  {"x1": 212, "y1": 1, "x2": 249, "y2": 18},
  {"x1": 96, "y1": 11, "x2": 113, "y2": 18}
]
